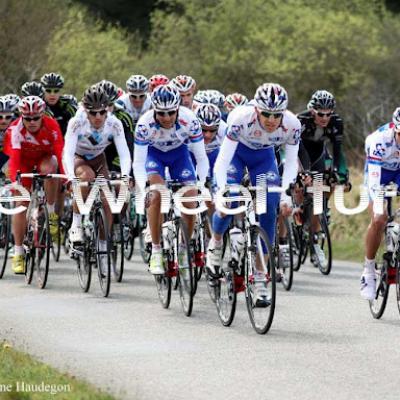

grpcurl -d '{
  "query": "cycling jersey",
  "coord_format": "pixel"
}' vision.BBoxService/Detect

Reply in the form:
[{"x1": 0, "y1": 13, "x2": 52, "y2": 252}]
[
  {"x1": 47, "y1": 95, "x2": 77, "y2": 135},
  {"x1": 63, "y1": 112, "x2": 131, "y2": 179},
  {"x1": 365, "y1": 122, "x2": 400, "y2": 199},
  {"x1": 3, "y1": 115, "x2": 64, "y2": 182},
  {"x1": 297, "y1": 110, "x2": 344, "y2": 172},
  {"x1": 218, "y1": 105, "x2": 300, "y2": 203},
  {"x1": 115, "y1": 93, "x2": 152, "y2": 126},
  {"x1": 133, "y1": 106, "x2": 209, "y2": 190}
]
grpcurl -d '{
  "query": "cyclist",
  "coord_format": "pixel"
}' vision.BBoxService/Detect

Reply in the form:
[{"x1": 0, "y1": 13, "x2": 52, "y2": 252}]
[
  {"x1": 296, "y1": 90, "x2": 349, "y2": 264},
  {"x1": 224, "y1": 93, "x2": 249, "y2": 113},
  {"x1": 40, "y1": 72, "x2": 77, "y2": 135},
  {"x1": 133, "y1": 84, "x2": 209, "y2": 275},
  {"x1": 171, "y1": 75, "x2": 196, "y2": 110},
  {"x1": 198, "y1": 89, "x2": 227, "y2": 121},
  {"x1": 3, "y1": 96, "x2": 65, "y2": 274},
  {"x1": 360, "y1": 107, "x2": 400, "y2": 300},
  {"x1": 206, "y1": 83, "x2": 300, "y2": 305},
  {"x1": 63, "y1": 85, "x2": 131, "y2": 248},
  {"x1": 116, "y1": 75, "x2": 151, "y2": 127},
  {"x1": 0, "y1": 95, "x2": 20, "y2": 171}
]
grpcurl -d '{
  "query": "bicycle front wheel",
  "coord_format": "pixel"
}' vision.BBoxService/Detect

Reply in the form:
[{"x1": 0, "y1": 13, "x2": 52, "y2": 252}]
[
  {"x1": 0, "y1": 213, "x2": 11, "y2": 279},
  {"x1": 176, "y1": 220, "x2": 194, "y2": 317},
  {"x1": 245, "y1": 225, "x2": 276, "y2": 335},
  {"x1": 95, "y1": 207, "x2": 111, "y2": 297},
  {"x1": 111, "y1": 222, "x2": 124, "y2": 282},
  {"x1": 311, "y1": 214, "x2": 332, "y2": 275},
  {"x1": 36, "y1": 204, "x2": 51, "y2": 289},
  {"x1": 76, "y1": 242, "x2": 92, "y2": 293},
  {"x1": 370, "y1": 258, "x2": 389, "y2": 319}
]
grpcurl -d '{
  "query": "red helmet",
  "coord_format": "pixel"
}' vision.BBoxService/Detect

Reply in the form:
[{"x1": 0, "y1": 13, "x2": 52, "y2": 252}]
[
  {"x1": 18, "y1": 96, "x2": 46, "y2": 116},
  {"x1": 149, "y1": 74, "x2": 170, "y2": 92}
]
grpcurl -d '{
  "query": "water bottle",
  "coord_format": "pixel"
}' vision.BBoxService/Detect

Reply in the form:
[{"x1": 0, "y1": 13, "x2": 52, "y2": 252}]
[{"x1": 386, "y1": 221, "x2": 400, "y2": 252}]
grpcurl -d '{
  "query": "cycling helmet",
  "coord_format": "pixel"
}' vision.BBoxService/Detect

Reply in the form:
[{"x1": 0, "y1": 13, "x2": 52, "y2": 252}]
[
  {"x1": 2, "y1": 94, "x2": 21, "y2": 113},
  {"x1": 172, "y1": 75, "x2": 196, "y2": 92},
  {"x1": 392, "y1": 107, "x2": 400, "y2": 131},
  {"x1": 97, "y1": 80, "x2": 118, "y2": 104},
  {"x1": 0, "y1": 96, "x2": 16, "y2": 114},
  {"x1": 18, "y1": 96, "x2": 46, "y2": 116},
  {"x1": 151, "y1": 84, "x2": 180, "y2": 111},
  {"x1": 40, "y1": 72, "x2": 64, "y2": 89},
  {"x1": 149, "y1": 74, "x2": 170, "y2": 92},
  {"x1": 225, "y1": 93, "x2": 249, "y2": 111},
  {"x1": 193, "y1": 90, "x2": 208, "y2": 104},
  {"x1": 196, "y1": 104, "x2": 221, "y2": 127},
  {"x1": 309, "y1": 90, "x2": 336, "y2": 110},
  {"x1": 21, "y1": 81, "x2": 45, "y2": 99},
  {"x1": 82, "y1": 85, "x2": 109, "y2": 110},
  {"x1": 126, "y1": 75, "x2": 149, "y2": 93},
  {"x1": 254, "y1": 83, "x2": 288, "y2": 112},
  {"x1": 204, "y1": 90, "x2": 225, "y2": 108}
]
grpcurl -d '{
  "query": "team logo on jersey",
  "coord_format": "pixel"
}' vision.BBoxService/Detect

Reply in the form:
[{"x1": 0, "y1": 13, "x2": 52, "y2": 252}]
[
  {"x1": 179, "y1": 118, "x2": 188, "y2": 127},
  {"x1": 227, "y1": 165, "x2": 237, "y2": 174},
  {"x1": 88, "y1": 131, "x2": 102, "y2": 146},
  {"x1": 265, "y1": 171, "x2": 278, "y2": 181},
  {"x1": 180, "y1": 169, "x2": 192, "y2": 178},
  {"x1": 147, "y1": 161, "x2": 158, "y2": 169},
  {"x1": 42, "y1": 139, "x2": 50, "y2": 145},
  {"x1": 373, "y1": 143, "x2": 383, "y2": 157}
]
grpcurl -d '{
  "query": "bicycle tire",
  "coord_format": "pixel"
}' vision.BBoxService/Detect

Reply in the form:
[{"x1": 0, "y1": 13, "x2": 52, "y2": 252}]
[
  {"x1": 24, "y1": 220, "x2": 35, "y2": 285},
  {"x1": 76, "y1": 241, "x2": 92, "y2": 293},
  {"x1": 0, "y1": 213, "x2": 11, "y2": 279},
  {"x1": 36, "y1": 204, "x2": 51, "y2": 289},
  {"x1": 280, "y1": 218, "x2": 294, "y2": 291},
  {"x1": 111, "y1": 222, "x2": 124, "y2": 282},
  {"x1": 95, "y1": 206, "x2": 111, "y2": 297},
  {"x1": 245, "y1": 225, "x2": 276, "y2": 335},
  {"x1": 369, "y1": 258, "x2": 389, "y2": 319},
  {"x1": 51, "y1": 216, "x2": 61, "y2": 262},
  {"x1": 311, "y1": 214, "x2": 332, "y2": 275},
  {"x1": 177, "y1": 219, "x2": 194, "y2": 317},
  {"x1": 155, "y1": 273, "x2": 172, "y2": 309}
]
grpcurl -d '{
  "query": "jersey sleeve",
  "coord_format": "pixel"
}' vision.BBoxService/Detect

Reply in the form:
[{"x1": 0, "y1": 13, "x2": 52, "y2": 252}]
[
  {"x1": 62, "y1": 118, "x2": 79, "y2": 179},
  {"x1": 48, "y1": 118, "x2": 65, "y2": 175},
  {"x1": 365, "y1": 133, "x2": 383, "y2": 200}
]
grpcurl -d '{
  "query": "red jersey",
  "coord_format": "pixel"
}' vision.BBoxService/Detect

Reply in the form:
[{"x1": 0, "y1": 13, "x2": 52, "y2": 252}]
[{"x1": 4, "y1": 115, "x2": 65, "y2": 181}]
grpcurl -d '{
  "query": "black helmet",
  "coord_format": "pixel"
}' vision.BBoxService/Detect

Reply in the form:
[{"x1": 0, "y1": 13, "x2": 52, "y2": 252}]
[
  {"x1": 97, "y1": 80, "x2": 118, "y2": 104},
  {"x1": 309, "y1": 90, "x2": 336, "y2": 110},
  {"x1": 82, "y1": 84, "x2": 109, "y2": 110},
  {"x1": 40, "y1": 72, "x2": 64, "y2": 89},
  {"x1": 21, "y1": 81, "x2": 45, "y2": 99}
]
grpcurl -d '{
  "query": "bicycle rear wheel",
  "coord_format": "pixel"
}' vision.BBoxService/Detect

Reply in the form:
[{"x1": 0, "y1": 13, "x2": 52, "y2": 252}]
[
  {"x1": 0, "y1": 213, "x2": 11, "y2": 279},
  {"x1": 95, "y1": 207, "x2": 111, "y2": 297},
  {"x1": 245, "y1": 225, "x2": 276, "y2": 335},
  {"x1": 177, "y1": 220, "x2": 194, "y2": 317},
  {"x1": 276, "y1": 219, "x2": 294, "y2": 291},
  {"x1": 155, "y1": 269, "x2": 172, "y2": 309},
  {"x1": 76, "y1": 242, "x2": 92, "y2": 292},
  {"x1": 311, "y1": 214, "x2": 332, "y2": 275},
  {"x1": 36, "y1": 204, "x2": 51, "y2": 289},
  {"x1": 370, "y1": 258, "x2": 389, "y2": 319}
]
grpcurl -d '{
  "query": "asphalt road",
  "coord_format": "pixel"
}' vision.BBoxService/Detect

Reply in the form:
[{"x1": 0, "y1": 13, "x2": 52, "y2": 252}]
[{"x1": 0, "y1": 249, "x2": 399, "y2": 400}]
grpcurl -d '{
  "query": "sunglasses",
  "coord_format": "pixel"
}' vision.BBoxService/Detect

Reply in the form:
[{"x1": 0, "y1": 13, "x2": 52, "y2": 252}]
[
  {"x1": 88, "y1": 109, "x2": 107, "y2": 116},
  {"x1": 23, "y1": 115, "x2": 41, "y2": 122},
  {"x1": 260, "y1": 111, "x2": 283, "y2": 119},
  {"x1": 156, "y1": 110, "x2": 177, "y2": 117},
  {"x1": 0, "y1": 114, "x2": 13, "y2": 121},
  {"x1": 202, "y1": 127, "x2": 218, "y2": 133},
  {"x1": 45, "y1": 88, "x2": 60, "y2": 94},
  {"x1": 315, "y1": 111, "x2": 333, "y2": 118},
  {"x1": 130, "y1": 93, "x2": 146, "y2": 99}
]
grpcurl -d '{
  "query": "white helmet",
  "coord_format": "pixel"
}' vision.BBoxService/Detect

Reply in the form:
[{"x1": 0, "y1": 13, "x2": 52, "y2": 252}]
[
  {"x1": 172, "y1": 75, "x2": 196, "y2": 92},
  {"x1": 196, "y1": 104, "x2": 221, "y2": 127},
  {"x1": 393, "y1": 107, "x2": 400, "y2": 131},
  {"x1": 225, "y1": 93, "x2": 249, "y2": 111},
  {"x1": 151, "y1": 84, "x2": 181, "y2": 111},
  {"x1": 18, "y1": 96, "x2": 46, "y2": 116},
  {"x1": 254, "y1": 83, "x2": 288, "y2": 112},
  {"x1": 126, "y1": 75, "x2": 149, "y2": 93}
]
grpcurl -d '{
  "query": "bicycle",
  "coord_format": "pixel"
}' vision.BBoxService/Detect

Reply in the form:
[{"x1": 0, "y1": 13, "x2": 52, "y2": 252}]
[
  {"x1": 150, "y1": 181, "x2": 196, "y2": 317},
  {"x1": 289, "y1": 171, "x2": 333, "y2": 275},
  {"x1": 70, "y1": 176, "x2": 113, "y2": 297},
  {"x1": 369, "y1": 192, "x2": 400, "y2": 319},
  {"x1": 18, "y1": 172, "x2": 66, "y2": 289},
  {"x1": 210, "y1": 183, "x2": 277, "y2": 334},
  {"x1": 0, "y1": 174, "x2": 13, "y2": 279}
]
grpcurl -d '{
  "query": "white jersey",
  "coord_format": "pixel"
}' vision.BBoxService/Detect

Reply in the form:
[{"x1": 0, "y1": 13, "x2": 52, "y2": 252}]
[
  {"x1": 63, "y1": 113, "x2": 131, "y2": 178},
  {"x1": 134, "y1": 106, "x2": 204, "y2": 152},
  {"x1": 226, "y1": 105, "x2": 301, "y2": 149},
  {"x1": 205, "y1": 120, "x2": 227, "y2": 153},
  {"x1": 365, "y1": 122, "x2": 400, "y2": 200},
  {"x1": 116, "y1": 93, "x2": 152, "y2": 124}
]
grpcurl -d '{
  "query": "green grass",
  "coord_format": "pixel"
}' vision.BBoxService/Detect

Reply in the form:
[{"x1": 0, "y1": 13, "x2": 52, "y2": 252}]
[{"x1": 0, "y1": 342, "x2": 116, "y2": 400}]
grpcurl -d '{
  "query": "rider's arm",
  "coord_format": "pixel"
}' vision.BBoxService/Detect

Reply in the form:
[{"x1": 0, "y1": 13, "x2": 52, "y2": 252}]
[
  {"x1": 365, "y1": 135, "x2": 382, "y2": 201},
  {"x1": 62, "y1": 118, "x2": 79, "y2": 180},
  {"x1": 3, "y1": 125, "x2": 21, "y2": 182},
  {"x1": 191, "y1": 139, "x2": 209, "y2": 184},
  {"x1": 332, "y1": 117, "x2": 344, "y2": 170},
  {"x1": 133, "y1": 143, "x2": 148, "y2": 191},
  {"x1": 113, "y1": 119, "x2": 132, "y2": 176},
  {"x1": 281, "y1": 142, "x2": 299, "y2": 205},
  {"x1": 48, "y1": 118, "x2": 65, "y2": 175},
  {"x1": 214, "y1": 136, "x2": 238, "y2": 189}
]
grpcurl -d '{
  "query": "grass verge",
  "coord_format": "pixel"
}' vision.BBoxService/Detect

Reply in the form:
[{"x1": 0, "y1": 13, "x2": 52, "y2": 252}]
[{"x1": 0, "y1": 342, "x2": 116, "y2": 400}]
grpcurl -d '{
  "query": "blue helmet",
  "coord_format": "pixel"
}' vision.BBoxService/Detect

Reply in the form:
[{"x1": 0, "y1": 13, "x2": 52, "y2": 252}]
[{"x1": 151, "y1": 84, "x2": 180, "y2": 111}]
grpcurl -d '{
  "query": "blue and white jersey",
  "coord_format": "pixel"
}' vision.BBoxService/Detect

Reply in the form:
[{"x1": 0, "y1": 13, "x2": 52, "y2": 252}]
[
  {"x1": 135, "y1": 106, "x2": 203, "y2": 152},
  {"x1": 365, "y1": 122, "x2": 400, "y2": 171},
  {"x1": 205, "y1": 120, "x2": 227, "y2": 154},
  {"x1": 116, "y1": 93, "x2": 152, "y2": 124},
  {"x1": 226, "y1": 105, "x2": 301, "y2": 149}
]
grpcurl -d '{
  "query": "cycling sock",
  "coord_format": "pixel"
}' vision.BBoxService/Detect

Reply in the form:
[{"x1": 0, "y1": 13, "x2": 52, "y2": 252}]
[
  {"x1": 72, "y1": 213, "x2": 82, "y2": 227},
  {"x1": 364, "y1": 257, "x2": 375, "y2": 274},
  {"x1": 47, "y1": 203, "x2": 55, "y2": 213},
  {"x1": 14, "y1": 245, "x2": 24, "y2": 256},
  {"x1": 152, "y1": 244, "x2": 161, "y2": 252}
]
